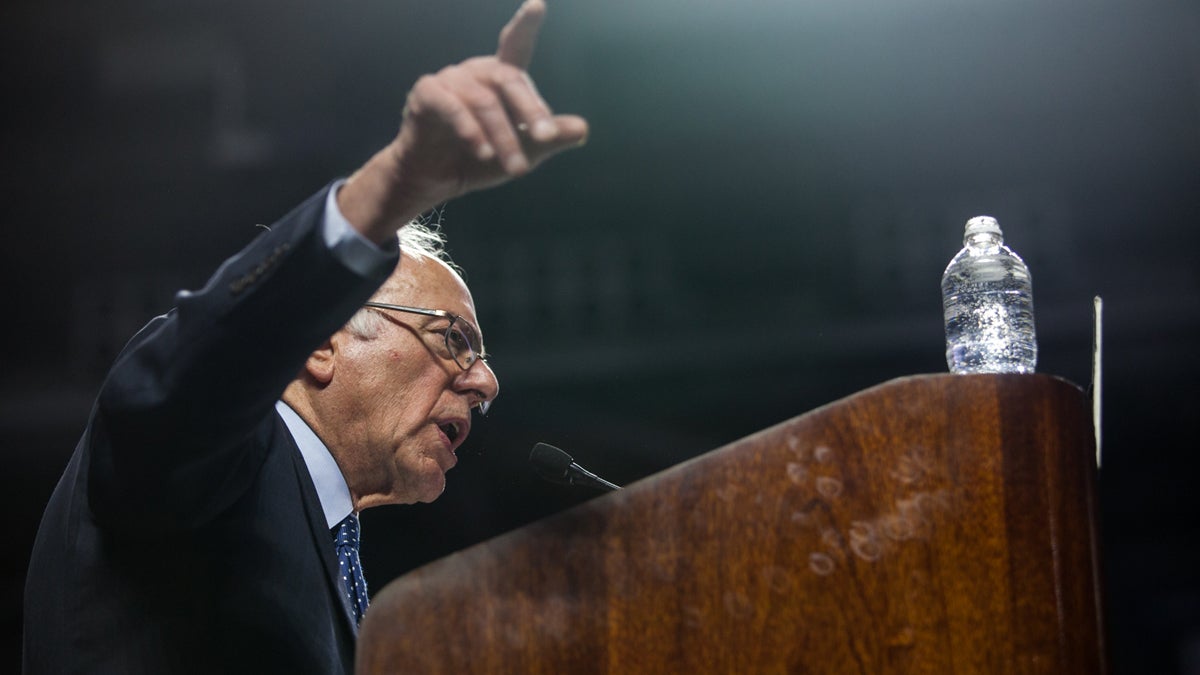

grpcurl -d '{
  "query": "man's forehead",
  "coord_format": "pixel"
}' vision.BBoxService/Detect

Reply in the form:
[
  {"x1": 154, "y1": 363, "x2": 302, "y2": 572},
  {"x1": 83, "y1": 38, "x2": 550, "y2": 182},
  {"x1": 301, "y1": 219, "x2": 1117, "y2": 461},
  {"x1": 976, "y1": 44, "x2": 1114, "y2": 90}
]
[{"x1": 380, "y1": 253, "x2": 476, "y2": 315}]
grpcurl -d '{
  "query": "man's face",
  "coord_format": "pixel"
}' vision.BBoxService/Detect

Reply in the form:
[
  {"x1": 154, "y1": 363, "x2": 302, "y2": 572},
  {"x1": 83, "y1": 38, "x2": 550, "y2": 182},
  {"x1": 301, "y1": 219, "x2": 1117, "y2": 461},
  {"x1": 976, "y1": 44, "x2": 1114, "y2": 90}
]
[{"x1": 323, "y1": 253, "x2": 499, "y2": 508}]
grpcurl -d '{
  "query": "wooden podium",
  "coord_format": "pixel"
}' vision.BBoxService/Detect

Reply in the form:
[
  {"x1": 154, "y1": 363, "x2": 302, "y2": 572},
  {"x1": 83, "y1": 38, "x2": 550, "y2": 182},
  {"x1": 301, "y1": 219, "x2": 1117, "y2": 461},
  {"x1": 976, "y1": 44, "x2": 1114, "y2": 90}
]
[{"x1": 357, "y1": 374, "x2": 1106, "y2": 674}]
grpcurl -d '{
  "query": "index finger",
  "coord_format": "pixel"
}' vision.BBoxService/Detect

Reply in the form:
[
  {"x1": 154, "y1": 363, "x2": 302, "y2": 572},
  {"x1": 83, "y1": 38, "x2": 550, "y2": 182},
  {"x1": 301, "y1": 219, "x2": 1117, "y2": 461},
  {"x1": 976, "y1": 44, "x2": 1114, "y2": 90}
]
[{"x1": 496, "y1": 0, "x2": 546, "y2": 69}]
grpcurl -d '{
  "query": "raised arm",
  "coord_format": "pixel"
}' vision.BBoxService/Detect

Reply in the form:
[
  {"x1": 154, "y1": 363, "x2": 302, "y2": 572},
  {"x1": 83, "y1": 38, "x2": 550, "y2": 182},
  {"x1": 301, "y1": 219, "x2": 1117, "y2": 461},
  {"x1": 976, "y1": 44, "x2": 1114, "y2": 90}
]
[
  {"x1": 91, "y1": 2, "x2": 587, "y2": 529},
  {"x1": 338, "y1": 0, "x2": 589, "y2": 243}
]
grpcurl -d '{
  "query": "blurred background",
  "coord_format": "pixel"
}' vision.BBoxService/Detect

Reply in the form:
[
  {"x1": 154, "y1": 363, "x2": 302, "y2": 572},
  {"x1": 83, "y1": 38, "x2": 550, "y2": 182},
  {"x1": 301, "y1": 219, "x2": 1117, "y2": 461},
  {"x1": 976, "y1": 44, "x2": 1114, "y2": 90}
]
[{"x1": 2, "y1": 0, "x2": 1197, "y2": 671}]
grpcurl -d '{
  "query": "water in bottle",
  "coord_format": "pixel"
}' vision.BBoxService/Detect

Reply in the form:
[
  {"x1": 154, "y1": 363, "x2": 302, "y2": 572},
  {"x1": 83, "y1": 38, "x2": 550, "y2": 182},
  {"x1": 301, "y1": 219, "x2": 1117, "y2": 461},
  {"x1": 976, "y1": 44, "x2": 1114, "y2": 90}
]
[{"x1": 941, "y1": 216, "x2": 1037, "y2": 374}]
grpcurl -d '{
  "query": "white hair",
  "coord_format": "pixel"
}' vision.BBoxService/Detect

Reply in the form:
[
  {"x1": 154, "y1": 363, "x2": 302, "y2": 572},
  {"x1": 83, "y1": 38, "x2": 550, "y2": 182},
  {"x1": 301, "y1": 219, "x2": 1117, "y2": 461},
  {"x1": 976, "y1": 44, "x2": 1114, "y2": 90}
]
[
  {"x1": 397, "y1": 218, "x2": 454, "y2": 265},
  {"x1": 344, "y1": 219, "x2": 460, "y2": 339}
]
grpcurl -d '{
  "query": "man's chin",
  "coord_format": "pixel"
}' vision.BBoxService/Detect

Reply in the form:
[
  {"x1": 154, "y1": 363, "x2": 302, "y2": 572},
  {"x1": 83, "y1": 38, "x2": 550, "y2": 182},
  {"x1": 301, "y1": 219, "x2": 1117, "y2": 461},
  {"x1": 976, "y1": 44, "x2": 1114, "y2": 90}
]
[{"x1": 413, "y1": 469, "x2": 448, "y2": 504}]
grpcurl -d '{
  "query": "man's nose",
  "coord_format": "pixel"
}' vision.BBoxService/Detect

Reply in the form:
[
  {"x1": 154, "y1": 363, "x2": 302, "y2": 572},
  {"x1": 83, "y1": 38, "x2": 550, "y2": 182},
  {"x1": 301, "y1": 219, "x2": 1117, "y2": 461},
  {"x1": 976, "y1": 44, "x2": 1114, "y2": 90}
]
[{"x1": 456, "y1": 358, "x2": 499, "y2": 409}]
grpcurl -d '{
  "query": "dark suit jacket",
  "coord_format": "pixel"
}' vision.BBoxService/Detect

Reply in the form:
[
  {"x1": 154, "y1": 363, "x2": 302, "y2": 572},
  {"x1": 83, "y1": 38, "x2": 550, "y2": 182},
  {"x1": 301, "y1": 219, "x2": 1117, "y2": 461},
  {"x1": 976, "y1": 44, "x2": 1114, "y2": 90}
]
[{"x1": 23, "y1": 185, "x2": 399, "y2": 674}]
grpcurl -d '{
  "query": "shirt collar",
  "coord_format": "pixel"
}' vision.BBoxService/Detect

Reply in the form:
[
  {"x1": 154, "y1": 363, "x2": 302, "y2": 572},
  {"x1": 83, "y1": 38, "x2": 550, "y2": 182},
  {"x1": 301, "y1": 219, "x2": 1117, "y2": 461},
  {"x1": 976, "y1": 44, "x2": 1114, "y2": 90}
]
[{"x1": 275, "y1": 400, "x2": 354, "y2": 529}]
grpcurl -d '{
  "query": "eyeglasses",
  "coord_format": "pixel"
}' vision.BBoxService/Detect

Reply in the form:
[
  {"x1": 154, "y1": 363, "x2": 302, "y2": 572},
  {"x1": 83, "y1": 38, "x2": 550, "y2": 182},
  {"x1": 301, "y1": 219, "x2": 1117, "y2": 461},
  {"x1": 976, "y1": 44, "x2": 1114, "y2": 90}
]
[{"x1": 362, "y1": 301, "x2": 492, "y2": 414}]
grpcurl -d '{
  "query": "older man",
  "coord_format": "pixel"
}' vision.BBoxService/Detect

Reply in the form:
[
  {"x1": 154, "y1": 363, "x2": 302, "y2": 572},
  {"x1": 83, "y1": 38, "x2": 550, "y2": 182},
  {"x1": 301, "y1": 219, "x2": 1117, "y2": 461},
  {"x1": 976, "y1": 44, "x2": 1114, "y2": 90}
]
[{"x1": 22, "y1": 2, "x2": 586, "y2": 673}]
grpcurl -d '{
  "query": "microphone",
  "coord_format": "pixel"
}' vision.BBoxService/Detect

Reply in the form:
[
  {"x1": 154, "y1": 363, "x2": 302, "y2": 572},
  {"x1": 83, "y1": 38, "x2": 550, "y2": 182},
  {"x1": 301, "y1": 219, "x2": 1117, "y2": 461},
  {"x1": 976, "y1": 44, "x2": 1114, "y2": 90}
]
[{"x1": 529, "y1": 442, "x2": 621, "y2": 492}]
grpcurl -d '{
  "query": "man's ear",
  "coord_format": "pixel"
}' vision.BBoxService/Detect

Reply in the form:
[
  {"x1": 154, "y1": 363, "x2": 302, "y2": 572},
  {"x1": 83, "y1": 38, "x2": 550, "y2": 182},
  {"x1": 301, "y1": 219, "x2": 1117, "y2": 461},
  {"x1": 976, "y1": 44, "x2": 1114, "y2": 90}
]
[{"x1": 304, "y1": 337, "x2": 337, "y2": 385}]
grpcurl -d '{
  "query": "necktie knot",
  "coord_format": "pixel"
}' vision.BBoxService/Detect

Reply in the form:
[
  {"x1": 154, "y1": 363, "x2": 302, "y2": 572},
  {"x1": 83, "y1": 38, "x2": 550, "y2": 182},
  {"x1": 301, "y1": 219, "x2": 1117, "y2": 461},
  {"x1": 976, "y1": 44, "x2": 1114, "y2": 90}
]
[
  {"x1": 334, "y1": 513, "x2": 369, "y2": 625},
  {"x1": 335, "y1": 513, "x2": 360, "y2": 550}
]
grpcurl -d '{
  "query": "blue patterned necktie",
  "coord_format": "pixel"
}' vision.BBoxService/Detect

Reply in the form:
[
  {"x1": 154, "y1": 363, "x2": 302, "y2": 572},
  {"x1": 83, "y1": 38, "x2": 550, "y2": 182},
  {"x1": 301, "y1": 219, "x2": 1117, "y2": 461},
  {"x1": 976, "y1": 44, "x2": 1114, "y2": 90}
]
[{"x1": 334, "y1": 513, "x2": 369, "y2": 625}]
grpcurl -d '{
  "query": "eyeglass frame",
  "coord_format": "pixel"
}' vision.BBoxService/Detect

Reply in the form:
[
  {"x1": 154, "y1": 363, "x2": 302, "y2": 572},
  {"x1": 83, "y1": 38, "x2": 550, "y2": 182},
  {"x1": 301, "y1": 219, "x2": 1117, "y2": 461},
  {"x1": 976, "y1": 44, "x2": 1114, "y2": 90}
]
[{"x1": 361, "y1": 301, "x2": 492, "y2": 415}]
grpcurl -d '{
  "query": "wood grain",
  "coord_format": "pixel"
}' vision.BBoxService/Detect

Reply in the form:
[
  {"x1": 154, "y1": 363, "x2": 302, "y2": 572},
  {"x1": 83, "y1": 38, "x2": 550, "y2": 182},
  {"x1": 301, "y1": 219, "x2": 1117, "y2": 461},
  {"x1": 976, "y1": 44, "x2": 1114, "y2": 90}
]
[{"x1": 357, "y1": 374, "x2": 1105, "y2": 674}]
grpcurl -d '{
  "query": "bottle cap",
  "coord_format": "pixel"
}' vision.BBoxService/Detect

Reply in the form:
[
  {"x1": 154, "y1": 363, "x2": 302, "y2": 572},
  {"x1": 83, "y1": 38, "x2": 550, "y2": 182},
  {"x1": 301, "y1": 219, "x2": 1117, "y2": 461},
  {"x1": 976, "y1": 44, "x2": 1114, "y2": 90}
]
[{"x1": 964, "y1": 216, "x2": 1002, "y2": 237}]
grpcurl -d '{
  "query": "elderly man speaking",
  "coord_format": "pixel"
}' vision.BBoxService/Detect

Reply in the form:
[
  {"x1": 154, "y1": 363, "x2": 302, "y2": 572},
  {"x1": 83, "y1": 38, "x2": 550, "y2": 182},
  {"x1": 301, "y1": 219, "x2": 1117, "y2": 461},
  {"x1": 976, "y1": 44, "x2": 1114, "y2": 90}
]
[{"x1": 23, "y1": 2, "x2": 586, "y2": 673}]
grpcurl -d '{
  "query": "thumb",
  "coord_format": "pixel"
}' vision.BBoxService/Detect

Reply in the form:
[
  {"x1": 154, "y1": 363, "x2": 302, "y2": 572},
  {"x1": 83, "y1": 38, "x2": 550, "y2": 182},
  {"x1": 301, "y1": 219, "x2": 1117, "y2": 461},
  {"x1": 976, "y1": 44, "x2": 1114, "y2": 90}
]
[{"x1": 528, "y1": 114, "x2": 589, "y2": 166}]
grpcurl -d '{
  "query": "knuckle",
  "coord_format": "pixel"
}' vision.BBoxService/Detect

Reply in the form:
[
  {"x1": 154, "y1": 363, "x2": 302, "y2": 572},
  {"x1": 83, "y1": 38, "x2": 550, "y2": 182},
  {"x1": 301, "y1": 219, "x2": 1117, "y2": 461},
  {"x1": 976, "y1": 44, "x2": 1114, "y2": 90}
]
[
  {"x1": 489, "y1": 64, "x2": 525, "y2": 87},
  {"x1": 460, "y1": 87, "x2": 499, "y2": 112},
  {"x1": 404, "y1": 77, "x2": 439, "y2": 114},
  {"x1": 411, "y1": 74, "x2": 439, "y2": 94}
]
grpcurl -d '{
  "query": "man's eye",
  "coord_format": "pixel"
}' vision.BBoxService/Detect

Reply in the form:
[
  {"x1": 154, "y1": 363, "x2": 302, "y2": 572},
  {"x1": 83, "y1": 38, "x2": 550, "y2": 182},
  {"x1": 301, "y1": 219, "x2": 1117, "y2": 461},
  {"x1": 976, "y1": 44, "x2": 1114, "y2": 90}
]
[{"x1": 447, "y1": 327, "x2": 470, "y2": 351}]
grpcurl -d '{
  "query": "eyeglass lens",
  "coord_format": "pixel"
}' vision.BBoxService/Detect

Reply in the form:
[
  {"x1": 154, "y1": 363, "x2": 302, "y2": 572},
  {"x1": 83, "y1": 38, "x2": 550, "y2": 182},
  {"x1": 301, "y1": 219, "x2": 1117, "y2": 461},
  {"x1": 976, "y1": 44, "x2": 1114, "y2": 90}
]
[{"x1": 446, "y1": 318, "x2": 482, "y2": 370}]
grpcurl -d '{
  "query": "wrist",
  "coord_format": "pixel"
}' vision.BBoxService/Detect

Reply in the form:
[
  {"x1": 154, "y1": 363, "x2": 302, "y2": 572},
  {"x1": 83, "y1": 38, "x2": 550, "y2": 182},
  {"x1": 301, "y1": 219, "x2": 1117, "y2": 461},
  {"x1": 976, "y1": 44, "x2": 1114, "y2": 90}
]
[{"x1": 338, "y1": 146, "x2": 439, "y2": 242}]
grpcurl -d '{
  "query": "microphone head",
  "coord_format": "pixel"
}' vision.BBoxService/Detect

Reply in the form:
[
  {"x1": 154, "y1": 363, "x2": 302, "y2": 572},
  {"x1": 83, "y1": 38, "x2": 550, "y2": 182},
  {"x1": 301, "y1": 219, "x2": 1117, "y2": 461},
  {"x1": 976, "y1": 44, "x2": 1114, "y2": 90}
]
[{"x1": 529, "y1": 442, "x2": 575, "y2": 484}]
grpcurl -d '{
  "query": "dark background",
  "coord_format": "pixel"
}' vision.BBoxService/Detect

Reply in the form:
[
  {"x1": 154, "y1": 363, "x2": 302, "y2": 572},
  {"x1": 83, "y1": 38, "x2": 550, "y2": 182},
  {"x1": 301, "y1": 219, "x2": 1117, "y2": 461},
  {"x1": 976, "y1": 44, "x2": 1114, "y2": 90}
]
[{"x1": 3, "y1": 0, "x2": 1197, "y2": 672}]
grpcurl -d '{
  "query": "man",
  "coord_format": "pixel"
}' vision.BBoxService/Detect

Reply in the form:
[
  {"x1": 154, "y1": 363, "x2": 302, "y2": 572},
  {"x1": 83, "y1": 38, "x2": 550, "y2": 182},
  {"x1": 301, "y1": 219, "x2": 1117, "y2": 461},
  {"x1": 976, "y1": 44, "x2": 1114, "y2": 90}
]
[{"x1": 22, "y1": 1, "x2": 587, "y2": 673}]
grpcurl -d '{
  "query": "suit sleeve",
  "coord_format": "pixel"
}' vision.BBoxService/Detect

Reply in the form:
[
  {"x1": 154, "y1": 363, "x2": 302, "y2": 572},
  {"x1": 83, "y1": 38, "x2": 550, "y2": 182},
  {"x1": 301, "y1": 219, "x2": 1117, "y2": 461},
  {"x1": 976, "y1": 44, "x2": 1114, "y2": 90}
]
[{"x1": 89, "y1": 184, "x2": 400, "y2": 531}]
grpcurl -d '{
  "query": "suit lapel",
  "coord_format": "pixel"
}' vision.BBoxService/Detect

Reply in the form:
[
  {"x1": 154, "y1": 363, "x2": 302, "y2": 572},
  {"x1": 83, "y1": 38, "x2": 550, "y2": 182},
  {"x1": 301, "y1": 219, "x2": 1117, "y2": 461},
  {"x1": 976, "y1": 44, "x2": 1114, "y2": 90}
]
[{"x1": 278, "y1": 416, "x2": 361, "y2": 639}]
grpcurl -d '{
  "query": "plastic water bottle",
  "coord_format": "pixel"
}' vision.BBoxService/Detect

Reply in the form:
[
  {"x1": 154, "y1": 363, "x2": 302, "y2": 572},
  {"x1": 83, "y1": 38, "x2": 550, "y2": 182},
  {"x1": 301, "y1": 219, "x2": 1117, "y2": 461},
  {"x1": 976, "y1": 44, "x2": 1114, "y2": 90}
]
[{"x1": 941, "y1": 216, "x2": 1037, "y2": 374}]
